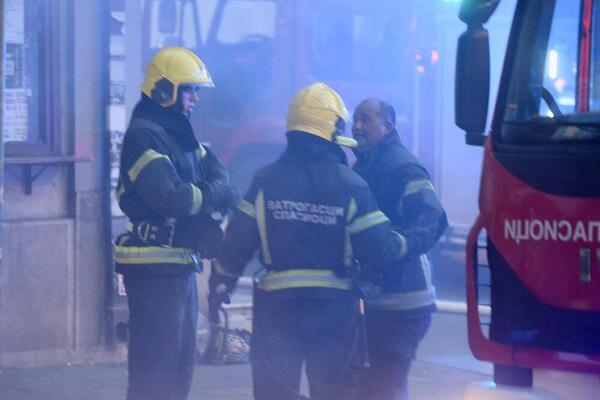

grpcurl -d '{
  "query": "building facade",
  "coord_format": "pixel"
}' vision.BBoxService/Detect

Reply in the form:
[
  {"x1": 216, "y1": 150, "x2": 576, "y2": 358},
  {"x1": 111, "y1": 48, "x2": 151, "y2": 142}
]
[{"x1": 0, "y1": 0, "x2": 117, "y2": 367}]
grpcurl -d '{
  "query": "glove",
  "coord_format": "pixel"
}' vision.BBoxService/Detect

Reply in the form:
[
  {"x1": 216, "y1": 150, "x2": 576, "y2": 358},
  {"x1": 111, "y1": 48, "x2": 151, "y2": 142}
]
[
  {"x1": 207, "y1": 263, "x2": 238, "y2": 324},
  {"x1": 172, "y1": 215, "x2": 224, "y2": 256},
  {"x1": 199, "y1": 181, "x2": 238, "y2": 213},
  {"x1": 196, "y1": 217, "x2": 225, "y2": 259}
]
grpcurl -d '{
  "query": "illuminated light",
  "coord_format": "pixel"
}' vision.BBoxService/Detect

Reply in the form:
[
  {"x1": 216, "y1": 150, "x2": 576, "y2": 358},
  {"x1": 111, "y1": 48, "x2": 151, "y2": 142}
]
[
  {"x1": 548, "y1": 50, "x2": 558, "y2": 79},
  {"x1": 554, "y1": 77, "x2": 567, "y2": 92},
  {"x1": 416, "y1": 65, "x2": 425, "y2": 73},
  {"x1": 558, "y1": 96, "x2": 575, "y2": 106},
  {"x1": 546, "y1": 110, "x2": 554, "y2": 118},
  {"x1": 415, "y1": 53, "x2": 422, "y2": 61},
  {"x1": 431, "y1": 49, "x2": 440, "y2": 64}
]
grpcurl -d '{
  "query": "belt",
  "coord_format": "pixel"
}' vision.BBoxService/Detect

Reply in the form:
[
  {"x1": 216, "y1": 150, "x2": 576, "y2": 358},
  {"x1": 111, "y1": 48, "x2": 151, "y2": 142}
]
[
  {"x1": 128, "y1": 218, "x2": 177, "y2": 247},
  {"x1": 114, "y1": 242, "x2": 202, "y2": 267}
]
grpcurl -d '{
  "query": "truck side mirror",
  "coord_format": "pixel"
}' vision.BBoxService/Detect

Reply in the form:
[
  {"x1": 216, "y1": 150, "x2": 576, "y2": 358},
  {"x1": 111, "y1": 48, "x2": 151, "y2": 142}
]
[
  {"x1": 459, "y1": 0, "x2": 500, "y2": 25},
  {"x1": 158, "y1": 0, "x2": 178, "y2": 34},
  {"x1": 455, "y1": 26, "x2": 490, "y2": 145}
]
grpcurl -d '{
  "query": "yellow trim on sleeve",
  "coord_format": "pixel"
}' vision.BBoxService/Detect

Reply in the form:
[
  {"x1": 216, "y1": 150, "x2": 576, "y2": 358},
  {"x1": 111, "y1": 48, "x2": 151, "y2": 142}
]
[
  {"x1": 237, "y1": 199, "x2": 256, "y2": 218},
  {"x1": 343, "y1": 198, "x2": 357, "y2": 266},
  {"x1": 128, "y1": 149, "x2": 170, "y2": 182},
  {"x1": 346, "y1": 197, "x2": 357, "y2": 223},
  {"x1": 115, "y1": 181, "x2": 125, "y2": 202},
  {"x1": 196, "y1": 145, "x2": 207, "y2": 161},
  {"x1": 255, "y1": 191, "x2": 272, "y2": 265},
  {"x1": 189, "y1": 184, "x2": 204, "y2": 215},
  {"x1": 347, "y1": 211, "x2": 389, "y2": 234},
  {"x1": 403, "y1": 180, "x2": 435, "y2": 197},
  {"x1": 394, "y1": 231, "x2": 407, "y2": 259},
  {"x1": 343, "y1": 228, "x2": 354, "y2": 267}
]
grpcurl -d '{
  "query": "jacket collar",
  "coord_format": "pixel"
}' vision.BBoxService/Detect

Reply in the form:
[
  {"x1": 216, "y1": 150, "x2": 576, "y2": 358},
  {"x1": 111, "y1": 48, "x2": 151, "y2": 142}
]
[
  {"x1": 354, "y1": 128, "x2": 400, "y2": 162},
  {"x1": 131, "y1": 95, "x2": 199, "y2": 151},
  {"x1": 282, "y1": 131, "x2": 348, "y2": 165}
]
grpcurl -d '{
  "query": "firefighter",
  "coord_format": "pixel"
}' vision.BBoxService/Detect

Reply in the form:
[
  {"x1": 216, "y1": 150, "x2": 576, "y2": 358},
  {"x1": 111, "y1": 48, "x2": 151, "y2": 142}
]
[
  {"x1": 113, "y1": 47, "x2": 237, "y2": 400},
  {"x1": 209, "y1": 83, "x2": 408, "y2": 400},
  {"x1": 351, "y1": 98, "x2": 448, "y2": 400}
]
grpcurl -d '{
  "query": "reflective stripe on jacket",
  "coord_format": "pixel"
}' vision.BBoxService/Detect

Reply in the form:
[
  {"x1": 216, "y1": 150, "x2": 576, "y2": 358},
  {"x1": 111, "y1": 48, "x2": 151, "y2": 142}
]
[
  {"x1": 353, "y1": 130, "x2": 448, "y2": 312},
  {"x1": 115, "y1": 95, "x2": 230, "y2": 275},
  {"x1": 219, "y1": 132, "x2": 405, "y2": 299}
]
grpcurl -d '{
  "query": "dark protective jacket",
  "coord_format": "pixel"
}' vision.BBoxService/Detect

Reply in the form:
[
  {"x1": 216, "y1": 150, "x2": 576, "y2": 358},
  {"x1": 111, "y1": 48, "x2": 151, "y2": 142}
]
[
  {"x1": 219, "y1": 132, "x2": 405, "y2": 299},
  {"x1": 114, "y1": 95, "x2": 230, "y2": 274},
  {"x1": 352, "y1": 130, "x2": 448, "y2": 314}
]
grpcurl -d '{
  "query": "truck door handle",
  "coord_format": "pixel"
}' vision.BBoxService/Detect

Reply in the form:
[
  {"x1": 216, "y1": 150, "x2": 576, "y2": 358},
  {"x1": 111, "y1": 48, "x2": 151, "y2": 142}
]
[{"x1": 579, "y1": 248, "x2": 591, "y2": 283}]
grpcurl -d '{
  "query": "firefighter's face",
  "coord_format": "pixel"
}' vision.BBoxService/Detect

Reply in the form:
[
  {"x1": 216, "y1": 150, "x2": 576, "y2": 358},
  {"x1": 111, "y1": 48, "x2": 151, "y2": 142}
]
[
  {"x1": 179, "y1": 85, "x2": 200, "y2": 117},
  {"x1": 352, "y1": 100, "x2": 391, "y2": 151}
]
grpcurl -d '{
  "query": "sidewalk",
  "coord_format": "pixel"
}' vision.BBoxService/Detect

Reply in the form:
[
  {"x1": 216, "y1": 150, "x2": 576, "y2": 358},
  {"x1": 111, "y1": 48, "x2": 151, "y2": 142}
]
[{"x1": 0, "y1": 313, "x2": 491, "y2": 400}]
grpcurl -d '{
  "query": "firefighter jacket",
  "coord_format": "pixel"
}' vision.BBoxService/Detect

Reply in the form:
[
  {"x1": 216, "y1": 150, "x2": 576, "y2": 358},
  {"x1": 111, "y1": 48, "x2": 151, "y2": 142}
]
[
  {"x1": 218, "y1": 132, "x2": 406, "y2": 300},
  {"x1": 114, "y1": 95, "x2": 231, "y2": 274},
  {"x1": 352, "y1": 130, "x2": 448, "y2": 314}
]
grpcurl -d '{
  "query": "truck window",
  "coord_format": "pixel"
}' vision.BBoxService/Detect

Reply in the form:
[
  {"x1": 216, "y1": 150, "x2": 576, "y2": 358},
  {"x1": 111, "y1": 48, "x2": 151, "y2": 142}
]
[
  {"x1": 539, "y1": 0, "x2": 578, "y2": 117},
  {"x1": 147, "y1": 0, "x2": 200, "y2": 49},
  {"x1": 216, "y1": 0, "x2": 276, "y2": 43},
  {"x1": 500, "y1": 0, "x2": 591, "y2": 144},
  {"x1": 590, "y1": 1, "x2": 600, "y2": 111},
  {"x1": 308, "y1": 5, "x2": 410, "y2": 83},
  {"x1": 203, "y1": 0, "x2": 276, "y2": 127},
  {"x1": 181, "y1": 1, "x2": 199, "y2": 48}
]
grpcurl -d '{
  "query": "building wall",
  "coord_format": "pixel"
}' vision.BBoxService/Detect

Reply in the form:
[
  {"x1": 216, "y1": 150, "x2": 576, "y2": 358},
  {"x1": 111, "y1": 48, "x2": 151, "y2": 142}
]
[{"x1": 0, "y1": 0, "x2": 116, "y2": 367}]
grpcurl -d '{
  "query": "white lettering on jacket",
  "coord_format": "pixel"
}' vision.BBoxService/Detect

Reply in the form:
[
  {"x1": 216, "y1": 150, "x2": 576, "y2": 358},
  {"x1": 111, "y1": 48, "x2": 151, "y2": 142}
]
[{"x1": 267, "y1": 200, "x2": 344, "y2": 226}]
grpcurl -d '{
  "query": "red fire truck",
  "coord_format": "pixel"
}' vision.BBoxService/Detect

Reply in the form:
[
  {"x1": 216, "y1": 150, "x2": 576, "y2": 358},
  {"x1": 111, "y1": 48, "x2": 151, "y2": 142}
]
[
  {"x1": 456, "y1": 0, "x2": 600, "y2": 397},
  {"x1": 142, "y1": 0, "x2": 447, "y2": 194}
]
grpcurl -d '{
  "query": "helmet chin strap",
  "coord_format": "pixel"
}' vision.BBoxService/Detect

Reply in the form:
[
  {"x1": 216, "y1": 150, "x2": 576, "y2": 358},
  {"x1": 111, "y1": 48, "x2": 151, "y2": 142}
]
[
  {"x1": 332, "y1": 116, "x2": 357, "y2": 148},
  {"x1": 171, "y1": 91, "x2": 193, "y2": 119},
  {"x1": 333, "y1": 134, "x2": 358, "y2": 148}
]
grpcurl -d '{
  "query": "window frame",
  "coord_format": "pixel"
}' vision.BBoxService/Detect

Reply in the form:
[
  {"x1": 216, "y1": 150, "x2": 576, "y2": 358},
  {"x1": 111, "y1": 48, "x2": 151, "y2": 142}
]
[{"x1": 4, "y1": 0, "x2": 63, "y2": 158}]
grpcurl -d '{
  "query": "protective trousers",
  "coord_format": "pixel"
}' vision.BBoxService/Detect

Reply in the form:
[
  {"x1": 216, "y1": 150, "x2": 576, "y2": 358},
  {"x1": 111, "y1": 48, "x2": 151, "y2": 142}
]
[
  {"x1": 251, "y1": 289, "x2": 359, "y2": 400},
  {"x1": 358, "y1": 310, "x2": 431, "y2": 400},
  {"x1": 124, "y1": 272, "x2": 198, "y2": 400}
]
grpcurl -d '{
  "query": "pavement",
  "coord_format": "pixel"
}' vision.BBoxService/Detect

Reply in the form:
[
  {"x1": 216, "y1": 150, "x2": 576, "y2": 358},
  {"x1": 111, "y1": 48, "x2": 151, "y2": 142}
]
[{"x1": 0, "y1": 312, "x2": 493, "y2": 400}]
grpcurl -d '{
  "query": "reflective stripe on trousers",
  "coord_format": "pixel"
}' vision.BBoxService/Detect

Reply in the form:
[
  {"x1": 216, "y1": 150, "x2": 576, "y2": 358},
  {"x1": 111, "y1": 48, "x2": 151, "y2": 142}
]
[
  {"x1": 256, "y1": 269, "x2": 353, "y2": 291},
  {"x1": 114, "y1": 244, "x2": 200, "y2": 265}
]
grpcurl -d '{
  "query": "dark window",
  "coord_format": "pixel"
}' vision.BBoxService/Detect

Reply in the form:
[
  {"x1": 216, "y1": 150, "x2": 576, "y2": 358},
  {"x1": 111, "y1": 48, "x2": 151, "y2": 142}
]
[
  {"x1": 205, "y1": 0, "x2": 276, "y2": 124},
  {"x1": 499, "y1": 0, "x2": 600, "y2": 145},
  {"x1": 539, "y1": 1, "x2": 579, "y2": 116},
  {"x1": 3, "y1": 0, "x2": 61, "y2": 156},
  {"x1": 589, "y1": 1, "x2": 600, "y2": 111},
  {"x1": 308, "y1": 4, "x2": 414, "y2": 83}
]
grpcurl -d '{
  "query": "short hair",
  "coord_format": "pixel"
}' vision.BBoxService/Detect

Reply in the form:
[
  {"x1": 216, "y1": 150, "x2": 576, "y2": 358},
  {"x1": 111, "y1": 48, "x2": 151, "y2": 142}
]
[{"x1": 377, "y1": 100, "x2": 396, "y2": 127}]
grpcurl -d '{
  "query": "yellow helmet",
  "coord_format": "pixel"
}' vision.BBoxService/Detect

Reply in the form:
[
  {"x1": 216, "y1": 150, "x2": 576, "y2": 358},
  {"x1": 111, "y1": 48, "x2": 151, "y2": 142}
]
[
  {"x1": 286, "y1": 82, "x2": 357, "y2": 148},
  {"x1": 141, "y1": 47, "x2": 214, "y2": 107}
]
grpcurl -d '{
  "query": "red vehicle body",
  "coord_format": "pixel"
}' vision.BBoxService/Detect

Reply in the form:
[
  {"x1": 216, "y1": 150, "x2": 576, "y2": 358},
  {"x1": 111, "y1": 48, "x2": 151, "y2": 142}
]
[{"x1": 456, "y1": 0, "x2": 600, "y2": 392}]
